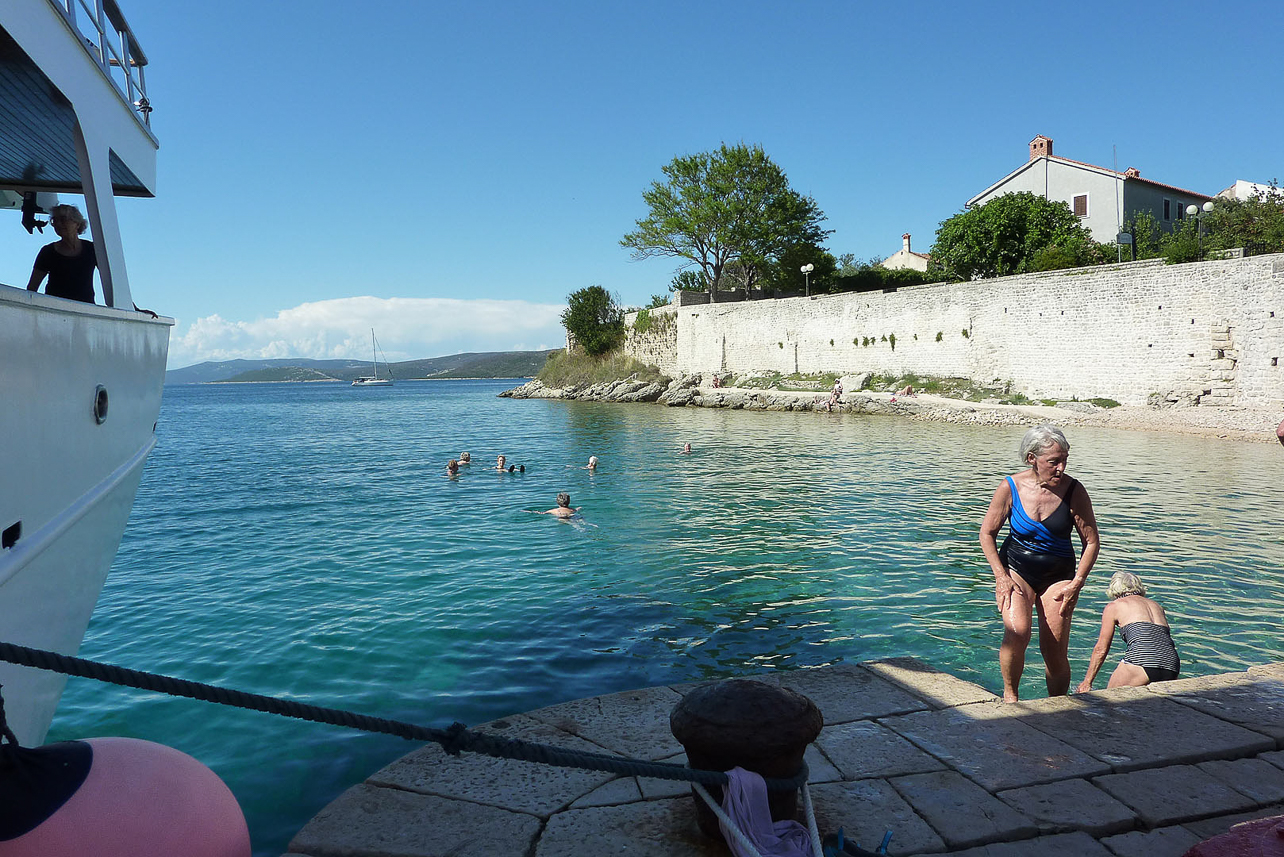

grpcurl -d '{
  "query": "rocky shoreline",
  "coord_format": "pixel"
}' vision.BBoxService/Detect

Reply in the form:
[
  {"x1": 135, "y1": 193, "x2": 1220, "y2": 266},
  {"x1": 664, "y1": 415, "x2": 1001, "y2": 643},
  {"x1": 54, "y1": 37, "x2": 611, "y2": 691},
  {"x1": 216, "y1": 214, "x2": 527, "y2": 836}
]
[{"x1": 501, "y1": 375, "x2": 1284, "y2": 443}]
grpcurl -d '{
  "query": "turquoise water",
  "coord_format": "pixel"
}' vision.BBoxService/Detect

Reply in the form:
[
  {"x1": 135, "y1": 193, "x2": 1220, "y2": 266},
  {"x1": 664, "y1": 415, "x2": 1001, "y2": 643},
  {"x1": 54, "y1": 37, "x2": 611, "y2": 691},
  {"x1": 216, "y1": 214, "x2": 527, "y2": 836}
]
[{"x1": 48, "y1": 380, "x2": 1284, "y2": 854}]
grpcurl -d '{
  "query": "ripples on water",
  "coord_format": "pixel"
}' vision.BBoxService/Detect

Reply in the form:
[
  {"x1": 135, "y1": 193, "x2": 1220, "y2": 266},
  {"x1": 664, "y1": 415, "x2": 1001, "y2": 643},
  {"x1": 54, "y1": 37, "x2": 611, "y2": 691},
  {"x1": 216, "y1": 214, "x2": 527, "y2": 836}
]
[{"x1": 50, "y1": 380, "x2": 1284, "y2": 854}]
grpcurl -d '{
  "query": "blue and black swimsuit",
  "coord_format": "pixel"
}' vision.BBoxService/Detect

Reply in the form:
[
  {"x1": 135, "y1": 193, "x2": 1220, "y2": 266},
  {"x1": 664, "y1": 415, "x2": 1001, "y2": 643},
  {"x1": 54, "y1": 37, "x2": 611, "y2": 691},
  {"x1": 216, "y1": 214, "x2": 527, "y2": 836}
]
[{"x1": 999, "y1": 475, "x2": 1079, "y2": 595}]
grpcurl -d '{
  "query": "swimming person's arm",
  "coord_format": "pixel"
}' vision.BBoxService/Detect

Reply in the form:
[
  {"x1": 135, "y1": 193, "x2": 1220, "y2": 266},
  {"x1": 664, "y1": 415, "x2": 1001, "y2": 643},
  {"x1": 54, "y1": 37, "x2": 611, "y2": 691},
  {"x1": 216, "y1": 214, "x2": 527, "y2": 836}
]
[{"x1": 1077, "y1": 603, "x2": 1118, "y2": 692}]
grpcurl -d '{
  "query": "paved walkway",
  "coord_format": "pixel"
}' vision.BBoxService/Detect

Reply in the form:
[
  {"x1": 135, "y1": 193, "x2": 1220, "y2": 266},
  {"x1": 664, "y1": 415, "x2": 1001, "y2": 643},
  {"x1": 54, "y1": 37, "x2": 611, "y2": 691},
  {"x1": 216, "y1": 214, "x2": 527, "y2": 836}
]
[{"x1": 286, "y1": 658, "x2": 1284, "y2": 856}]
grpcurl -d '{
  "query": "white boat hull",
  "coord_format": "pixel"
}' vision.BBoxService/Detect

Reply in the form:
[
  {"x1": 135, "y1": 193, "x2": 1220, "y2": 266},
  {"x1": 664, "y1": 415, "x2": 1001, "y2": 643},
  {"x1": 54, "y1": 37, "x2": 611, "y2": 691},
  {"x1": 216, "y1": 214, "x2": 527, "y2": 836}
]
[{"x1": 0, "y1": 288, "x2": 170, "y2": 745}]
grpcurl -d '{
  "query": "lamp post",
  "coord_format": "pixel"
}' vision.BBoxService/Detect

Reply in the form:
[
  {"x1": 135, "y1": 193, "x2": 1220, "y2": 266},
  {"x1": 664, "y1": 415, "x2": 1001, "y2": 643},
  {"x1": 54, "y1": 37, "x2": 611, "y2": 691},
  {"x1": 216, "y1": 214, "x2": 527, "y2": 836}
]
[
  {"x1": 1185, "y1": 201, "x2": 1215, "y2": 261},
  {"x1": 801, "y1": 263, "x2": 814, "y2": 297}
]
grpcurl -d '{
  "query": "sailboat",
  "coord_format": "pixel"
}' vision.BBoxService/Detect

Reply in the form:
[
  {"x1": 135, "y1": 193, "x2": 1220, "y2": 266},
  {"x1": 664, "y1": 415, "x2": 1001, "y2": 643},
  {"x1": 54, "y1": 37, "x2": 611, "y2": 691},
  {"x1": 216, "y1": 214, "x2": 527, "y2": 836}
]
[{"x1": 351, "y1": 329, "x2": 394, "y2": 386}]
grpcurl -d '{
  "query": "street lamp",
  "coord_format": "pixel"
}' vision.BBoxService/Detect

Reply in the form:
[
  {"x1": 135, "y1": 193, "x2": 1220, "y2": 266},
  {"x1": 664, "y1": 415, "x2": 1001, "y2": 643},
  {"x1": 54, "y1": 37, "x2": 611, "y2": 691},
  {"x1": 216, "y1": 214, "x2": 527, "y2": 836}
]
[
  {"x1": 1185, "y1": 201, "x2": 1215, "y2": 261},
  {"x1": 801, "y1": 263, "x2": 814, "y2": 297}
]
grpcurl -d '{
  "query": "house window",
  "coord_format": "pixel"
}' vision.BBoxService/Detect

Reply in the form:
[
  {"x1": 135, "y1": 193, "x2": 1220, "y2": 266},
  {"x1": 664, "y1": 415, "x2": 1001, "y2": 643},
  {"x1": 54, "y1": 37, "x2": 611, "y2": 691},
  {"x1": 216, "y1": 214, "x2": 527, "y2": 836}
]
[
  {"x1": 1073, "y1": 194, "x2": 1088, "y2": 217},
  {"x1": 1177, "y1": 202, "x2": 1184, "y2": 220},
  {"x1": 1163, "y1": 199, "x2": 1171, "y2": 220}
]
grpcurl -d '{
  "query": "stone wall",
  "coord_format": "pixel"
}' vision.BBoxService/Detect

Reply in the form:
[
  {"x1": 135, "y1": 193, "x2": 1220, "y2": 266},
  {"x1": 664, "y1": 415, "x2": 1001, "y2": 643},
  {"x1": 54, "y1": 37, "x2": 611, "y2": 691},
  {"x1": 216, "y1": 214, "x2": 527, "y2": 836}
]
[{"x1": 623, "y1": 254, "x2": 1284, "y2": 407}]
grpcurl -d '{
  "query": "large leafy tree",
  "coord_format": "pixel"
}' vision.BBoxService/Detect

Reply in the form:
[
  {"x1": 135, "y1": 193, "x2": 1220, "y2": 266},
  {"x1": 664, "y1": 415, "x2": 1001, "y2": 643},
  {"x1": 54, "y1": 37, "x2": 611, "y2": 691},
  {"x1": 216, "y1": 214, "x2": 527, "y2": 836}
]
[
  {"x1": 621, "y1": 143, "x2": 830, "y2": 293},
  {"x1": 561, "y1": 285, "x2": 624, "y2": 356},
  {"x1": 929, "y1": 192, "x2": 1099, "y2": 281}
]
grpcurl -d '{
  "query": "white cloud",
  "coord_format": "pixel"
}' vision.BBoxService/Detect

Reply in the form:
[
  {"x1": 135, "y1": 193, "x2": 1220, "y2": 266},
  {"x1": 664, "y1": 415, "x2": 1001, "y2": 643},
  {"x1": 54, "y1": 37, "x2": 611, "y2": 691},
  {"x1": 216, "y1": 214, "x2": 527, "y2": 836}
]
[{"x1": 168, "y1": 296, "x2": 565, "y2": 368}]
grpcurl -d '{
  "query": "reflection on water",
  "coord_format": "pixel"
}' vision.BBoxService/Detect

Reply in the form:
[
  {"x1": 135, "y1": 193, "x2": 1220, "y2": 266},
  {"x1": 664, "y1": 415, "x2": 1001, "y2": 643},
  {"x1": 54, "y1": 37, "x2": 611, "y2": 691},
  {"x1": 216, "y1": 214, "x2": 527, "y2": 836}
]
[{"x1": 50, "y1": 381, "x2": 1284, "y2": 855}]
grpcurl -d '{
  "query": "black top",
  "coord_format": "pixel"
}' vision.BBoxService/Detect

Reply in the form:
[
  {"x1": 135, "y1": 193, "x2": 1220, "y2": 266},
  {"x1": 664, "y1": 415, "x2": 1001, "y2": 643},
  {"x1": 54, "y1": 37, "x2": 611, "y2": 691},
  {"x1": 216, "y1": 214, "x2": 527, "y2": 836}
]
[{"x1": 35, "y1": 240, "x2": 96, "y2": 303}]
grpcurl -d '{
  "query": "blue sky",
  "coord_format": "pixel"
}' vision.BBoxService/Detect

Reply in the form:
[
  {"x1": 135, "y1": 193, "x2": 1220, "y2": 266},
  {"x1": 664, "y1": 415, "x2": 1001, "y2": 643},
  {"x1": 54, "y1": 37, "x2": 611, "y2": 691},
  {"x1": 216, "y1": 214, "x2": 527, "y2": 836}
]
[{"x1": 5, "y1": 0, "x2": 1281, "y2": 369}]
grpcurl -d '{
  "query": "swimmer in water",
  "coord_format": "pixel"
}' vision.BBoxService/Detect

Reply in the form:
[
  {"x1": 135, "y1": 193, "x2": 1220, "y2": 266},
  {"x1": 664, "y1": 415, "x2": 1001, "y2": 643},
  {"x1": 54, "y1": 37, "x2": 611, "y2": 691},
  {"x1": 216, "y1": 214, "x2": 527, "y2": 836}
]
[
  {"x1": 585, "y1": 455, "x2": 598, "y2": 470},
  {"x1": 459, "y1": 452, "x2": 472, "y2": 465},
  {"x1": 446, "y1": 459, "x2": 459, "y2": 476},
  {"x1": 538, "y1": 492, "x2": 578, "y2": 518},
  {"x1": 679, "y1": 443, "x2": 692, "y2": 454},
  {"x1": 495, "y1": 455, "x2": 507, "y2": 471}
]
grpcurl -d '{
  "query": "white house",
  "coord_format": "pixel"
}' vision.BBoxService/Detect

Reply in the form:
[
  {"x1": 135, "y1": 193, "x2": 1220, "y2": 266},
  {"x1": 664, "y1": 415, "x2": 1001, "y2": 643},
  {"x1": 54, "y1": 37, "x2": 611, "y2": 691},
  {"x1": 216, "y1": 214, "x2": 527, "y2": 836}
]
[
  {"x1": 881, "y1": 233, "x2": 930, "y2": 272},
  {"x1": 967, "y1": 135, "x2": 1213, "y2": 243},
  {"x1": 1216, "y1": 180, "x2": 1283, "y2": 202}
]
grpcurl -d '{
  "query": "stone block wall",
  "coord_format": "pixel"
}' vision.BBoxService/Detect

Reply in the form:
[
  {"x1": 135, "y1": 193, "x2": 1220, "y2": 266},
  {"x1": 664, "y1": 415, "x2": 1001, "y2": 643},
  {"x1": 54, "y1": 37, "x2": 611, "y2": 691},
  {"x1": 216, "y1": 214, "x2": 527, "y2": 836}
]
[{"x1": 623, "y1": 254, "x2": 1284, "y2": 407}]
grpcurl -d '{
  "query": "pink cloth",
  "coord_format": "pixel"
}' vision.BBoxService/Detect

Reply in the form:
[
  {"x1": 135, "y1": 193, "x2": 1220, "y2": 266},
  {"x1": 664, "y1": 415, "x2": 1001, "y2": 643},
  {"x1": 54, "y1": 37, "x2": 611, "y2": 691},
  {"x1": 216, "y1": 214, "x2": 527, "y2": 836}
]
[{"x1": 719, "y1": 767, "x2": 815, "y2": 857}]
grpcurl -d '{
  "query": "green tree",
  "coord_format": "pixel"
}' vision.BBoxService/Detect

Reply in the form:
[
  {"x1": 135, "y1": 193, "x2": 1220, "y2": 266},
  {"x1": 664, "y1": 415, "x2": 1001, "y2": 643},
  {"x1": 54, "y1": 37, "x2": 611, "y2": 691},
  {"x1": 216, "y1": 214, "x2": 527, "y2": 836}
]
[
  {"x1": 928, "y1": 192, "x2": 1100, "y2": 281},
  {"x1": 621, "y1": 142, "x2": 830, "y2": 293},
  {"x1": 668, "y1": 270, "x2": 707, "y2": 292},
  {"x1": 561, "y1": 285, "x2": 624, "y2": 356},
  {"x1": 1204, "y1": 184, "x2": 1284, "y2": 255},
  {"x1": 763, "y1": 243, "x2": 838, "y2": 293}
]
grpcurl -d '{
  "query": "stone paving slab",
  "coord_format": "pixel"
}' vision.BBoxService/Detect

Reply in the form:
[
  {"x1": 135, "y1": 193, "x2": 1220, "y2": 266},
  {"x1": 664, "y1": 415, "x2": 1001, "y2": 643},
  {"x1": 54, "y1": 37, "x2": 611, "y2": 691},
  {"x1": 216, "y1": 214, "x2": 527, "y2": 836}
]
[
  {"x1": 768, "y1": 662, "x2": 935, "y2": 723},
  {"x1": 816, "y1": 720, "x2": 947, "y2": 781},
  {"x1": 1013, "y1": 689, "x2": 1275, "y2": 771},
  {"x1": 367, "y1": 713, "x2": 617, "y2": 818},
  {"x1": 882, "y1": 702, "x2": 1110, "y2": 791},
  {"x1": 1098, "y1": 825, "x2": 1202, "y2": 857},
  {"x1": 1197, "y1": 757, "x2": 1284, "y2": 805},
  {"x1": 942, "y1": 831, "x2": 1111, "y2": 856},
  {"x1": 1148, "y1": 669, "x2": 1284, "y2": 743},
  {"x1": 890, "y1": 770, "x2": 1038, "y2": 849},
  {"x1": 525, "y1": 684, "x2": 684, "y2": 760},
  {"x1": 863, "y1": 657, "x2": 998, "y2": 709},
  {"x1": 995, "y1": 779, "x2": 1135, "y2": 836},
  {"x1": 808, "y1": 778, "x2": 947, "y2": 855},
  {"x1": 535, "y1": 796, "x2": 719, "y2": 857},
  {"x1": 289, "y1": 783, "x2": 541, "y2": 857},
  {"x1": 569, "y1": 775, "x2": 642, "y2": 808},
  {"x1": 1092, "y1": 764, "x2": 1259, "y2": 827},
  {"x1": 637, "y1": 751, "x2": 691, "y2": 801},
  {"x1": 1178, "y1": 802, "x2": 1284, "y2": 839},
  {"x1": 1263, "y1": 749, "x2": 1284, "y2": 770}
]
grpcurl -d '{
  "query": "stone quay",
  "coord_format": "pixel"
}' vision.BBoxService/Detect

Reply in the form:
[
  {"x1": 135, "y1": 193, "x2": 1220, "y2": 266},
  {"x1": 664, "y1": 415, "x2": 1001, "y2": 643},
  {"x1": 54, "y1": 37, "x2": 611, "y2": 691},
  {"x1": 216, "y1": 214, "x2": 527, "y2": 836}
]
[{"x1": 287, "y1": 658, "x2": 1284, "y2": 857}]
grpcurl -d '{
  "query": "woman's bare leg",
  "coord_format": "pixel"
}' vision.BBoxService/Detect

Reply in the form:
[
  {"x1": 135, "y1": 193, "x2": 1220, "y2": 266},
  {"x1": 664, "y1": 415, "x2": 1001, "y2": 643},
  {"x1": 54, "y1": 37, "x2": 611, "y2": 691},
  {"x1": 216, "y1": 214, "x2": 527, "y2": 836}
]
[
  {"x1": 1107, "y1": 661, "x2": 1150, "y2": 688},
  {"x1": 1000, "y1": 580, "x2": 1035, "y2": 702},
  {"x1": 1036, "y1": 582, "x2": 1076, "y2": 696}
]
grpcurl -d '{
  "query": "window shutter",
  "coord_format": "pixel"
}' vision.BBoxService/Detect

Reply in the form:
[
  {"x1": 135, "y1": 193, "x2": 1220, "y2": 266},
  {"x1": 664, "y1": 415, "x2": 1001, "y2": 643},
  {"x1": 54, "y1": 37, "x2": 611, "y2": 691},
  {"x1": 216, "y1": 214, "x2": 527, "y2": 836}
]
[{"x1": 1073, "y1": 195, "x2": 1088, "y2": 217}]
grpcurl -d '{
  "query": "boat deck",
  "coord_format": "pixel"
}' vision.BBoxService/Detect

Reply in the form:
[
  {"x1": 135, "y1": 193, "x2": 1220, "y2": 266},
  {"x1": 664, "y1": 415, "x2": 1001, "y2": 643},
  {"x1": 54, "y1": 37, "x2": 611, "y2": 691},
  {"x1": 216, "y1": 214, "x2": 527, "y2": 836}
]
[{"x1": 287, "y1": 658, "x2": 1284, "y2": 856}]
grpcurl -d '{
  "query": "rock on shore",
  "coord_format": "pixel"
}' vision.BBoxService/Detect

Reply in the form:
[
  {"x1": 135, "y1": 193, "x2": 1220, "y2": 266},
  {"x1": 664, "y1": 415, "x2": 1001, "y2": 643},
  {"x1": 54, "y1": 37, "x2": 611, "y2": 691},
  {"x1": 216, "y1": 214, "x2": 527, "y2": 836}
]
[{"x1": 501, "y1": 375, "x2": 1283, "y2": 443}]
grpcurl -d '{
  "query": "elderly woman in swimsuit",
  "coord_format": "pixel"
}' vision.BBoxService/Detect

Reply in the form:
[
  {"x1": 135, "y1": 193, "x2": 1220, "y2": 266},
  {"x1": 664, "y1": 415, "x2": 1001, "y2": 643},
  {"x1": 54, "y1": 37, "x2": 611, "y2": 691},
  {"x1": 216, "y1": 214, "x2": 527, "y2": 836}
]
[
  {"x1": 981, "y1": 425, "x2": 1100, "y2": 702},
  {"x1": 1077, "y1": 572, "x2": 1180, "y2": 691}
]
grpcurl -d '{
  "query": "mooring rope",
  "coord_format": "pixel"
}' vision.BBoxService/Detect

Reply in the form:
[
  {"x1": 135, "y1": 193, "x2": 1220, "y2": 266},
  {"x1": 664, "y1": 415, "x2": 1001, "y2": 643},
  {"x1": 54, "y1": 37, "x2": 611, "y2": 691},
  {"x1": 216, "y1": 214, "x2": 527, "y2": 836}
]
[{"x1": 0, "y1": 641, "x2": 809, "y2": 791}]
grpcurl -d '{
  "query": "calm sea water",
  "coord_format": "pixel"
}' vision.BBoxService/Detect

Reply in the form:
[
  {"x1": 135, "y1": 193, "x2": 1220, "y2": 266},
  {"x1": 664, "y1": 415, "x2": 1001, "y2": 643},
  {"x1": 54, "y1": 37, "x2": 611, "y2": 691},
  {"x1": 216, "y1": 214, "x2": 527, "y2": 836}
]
[{"x1": 48, "y1": 379, "x2": 1284, "y2": 855}]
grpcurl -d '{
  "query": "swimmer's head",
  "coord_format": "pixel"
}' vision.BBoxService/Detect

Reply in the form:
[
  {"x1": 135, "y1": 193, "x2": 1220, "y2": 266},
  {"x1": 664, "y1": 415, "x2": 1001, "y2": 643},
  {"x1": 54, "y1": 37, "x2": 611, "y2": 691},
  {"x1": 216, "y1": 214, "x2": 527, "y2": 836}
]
[
  {"x1": 447, "y1": 459, "x2": 459, "y2": 472},
  {"x1": 460, "y1": 452, "x2": 470, "y2": 462},
  {"x1": 683, "y1": 443, "x2": 692, "y2": 453},
  {"x1": 588, "y1": 456, "x2": 598, "y2": 468},
  {"x1": 556, "y1": 492, "x2": 570, "y2": 507},
  {"x1": 1107, "y1": 571, "x2": 1147, "y2": 600},
  {"x1": 497, "y1": 455, "x2": 506, "y2": 465}
]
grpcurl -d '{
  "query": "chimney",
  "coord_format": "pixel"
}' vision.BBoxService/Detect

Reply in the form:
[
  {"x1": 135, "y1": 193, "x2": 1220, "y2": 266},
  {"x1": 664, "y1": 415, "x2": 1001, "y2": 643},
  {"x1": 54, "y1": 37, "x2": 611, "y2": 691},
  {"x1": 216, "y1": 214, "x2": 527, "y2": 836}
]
[
  {"x1": 902, "y1": 233, "x2": 912, "y2": 254},
  {"x1": 1124, "y1": 167, "x2": 1140, "y2": 178},
  {"x1": 1029, "y1": 135, "x2": 1053, "y2": 161}
]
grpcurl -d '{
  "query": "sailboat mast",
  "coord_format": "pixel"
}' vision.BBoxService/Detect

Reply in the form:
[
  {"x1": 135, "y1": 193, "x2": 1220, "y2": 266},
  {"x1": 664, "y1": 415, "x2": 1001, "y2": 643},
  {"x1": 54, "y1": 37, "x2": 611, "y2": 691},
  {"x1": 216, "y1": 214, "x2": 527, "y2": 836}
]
[{"x1": 371, "y1": 328, "x2": 378, "y2": 379}]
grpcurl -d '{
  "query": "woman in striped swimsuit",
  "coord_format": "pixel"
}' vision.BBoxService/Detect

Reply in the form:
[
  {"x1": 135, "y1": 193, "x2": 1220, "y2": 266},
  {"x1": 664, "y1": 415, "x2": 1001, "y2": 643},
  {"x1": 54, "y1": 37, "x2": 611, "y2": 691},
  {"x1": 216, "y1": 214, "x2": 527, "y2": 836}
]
[{"x1": 1077, "y1": 571, "x2": 1181, "y2": 691}]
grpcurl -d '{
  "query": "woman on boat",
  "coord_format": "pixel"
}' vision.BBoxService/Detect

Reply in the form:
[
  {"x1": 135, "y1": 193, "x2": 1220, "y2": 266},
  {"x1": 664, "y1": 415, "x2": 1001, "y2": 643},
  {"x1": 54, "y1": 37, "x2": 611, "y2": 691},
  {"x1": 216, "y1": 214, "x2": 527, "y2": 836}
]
[
  {"x1": 980, "y1": 425, "x2": 1100, "y2": 701},
  {"x1": 1078, "y1": 572, "x2": 1180, "y2": 691},
  {"x1": 26, "y1": 204, "x2": 97, "y2": 304}
]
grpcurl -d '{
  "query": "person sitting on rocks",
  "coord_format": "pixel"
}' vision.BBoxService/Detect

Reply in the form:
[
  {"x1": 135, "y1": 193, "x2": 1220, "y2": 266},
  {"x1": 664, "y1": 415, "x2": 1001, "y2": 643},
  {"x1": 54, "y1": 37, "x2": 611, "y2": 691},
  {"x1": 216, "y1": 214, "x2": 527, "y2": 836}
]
[
  {"x1": 1077, "y1": 571, "x2": 1180, "y2": 691},
  {"x1": 825, "y1": 379, "x2": 843, "y2": 411}
]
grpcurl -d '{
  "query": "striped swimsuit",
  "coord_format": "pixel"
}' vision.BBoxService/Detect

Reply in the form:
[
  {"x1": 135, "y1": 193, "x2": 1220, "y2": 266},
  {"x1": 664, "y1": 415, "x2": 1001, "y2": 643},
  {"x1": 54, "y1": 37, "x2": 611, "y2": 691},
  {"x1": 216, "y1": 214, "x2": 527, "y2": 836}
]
[{"x1": 1120, "y1": 621, "x2": 1181, "y2": 682}]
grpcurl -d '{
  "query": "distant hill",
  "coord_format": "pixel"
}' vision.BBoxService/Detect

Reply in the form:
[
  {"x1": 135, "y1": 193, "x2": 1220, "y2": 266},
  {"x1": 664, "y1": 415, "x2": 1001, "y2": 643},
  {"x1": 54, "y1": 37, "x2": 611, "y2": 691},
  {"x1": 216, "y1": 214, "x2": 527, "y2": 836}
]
[{"x1": 168, "y1": 350, "x2": 559, "y2": 384}]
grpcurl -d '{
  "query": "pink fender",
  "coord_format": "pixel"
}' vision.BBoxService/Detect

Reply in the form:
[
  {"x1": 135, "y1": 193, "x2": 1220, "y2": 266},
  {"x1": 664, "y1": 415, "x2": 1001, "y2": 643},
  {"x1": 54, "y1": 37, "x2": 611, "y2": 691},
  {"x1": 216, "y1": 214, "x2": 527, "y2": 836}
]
[{"x1": 2, "y1": 737, "x2": 250, "y2": 857}]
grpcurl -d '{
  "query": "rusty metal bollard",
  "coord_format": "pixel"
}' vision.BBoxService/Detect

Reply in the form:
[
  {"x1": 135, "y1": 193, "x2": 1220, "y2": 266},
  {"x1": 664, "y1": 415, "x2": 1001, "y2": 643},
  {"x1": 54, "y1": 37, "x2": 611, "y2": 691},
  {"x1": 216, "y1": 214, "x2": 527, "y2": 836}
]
[{"x1": 670, "y1": 678, "x2": 823, "y2": 839}]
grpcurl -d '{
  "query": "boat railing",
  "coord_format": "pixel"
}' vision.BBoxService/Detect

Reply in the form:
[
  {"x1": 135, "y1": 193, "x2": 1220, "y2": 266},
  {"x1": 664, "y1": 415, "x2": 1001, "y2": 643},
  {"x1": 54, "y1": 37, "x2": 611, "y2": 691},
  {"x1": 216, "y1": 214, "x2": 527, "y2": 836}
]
[{"x1": 47, "y1": 0, "x2": 153, "y2": 129}]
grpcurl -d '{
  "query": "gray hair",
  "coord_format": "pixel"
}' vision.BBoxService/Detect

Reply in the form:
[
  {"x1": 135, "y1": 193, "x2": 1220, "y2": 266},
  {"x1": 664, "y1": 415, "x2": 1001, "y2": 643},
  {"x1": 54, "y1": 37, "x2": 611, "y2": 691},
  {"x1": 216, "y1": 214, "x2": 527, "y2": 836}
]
[
  {"x1": 50, "y1": 203, "x2": 88, "y2": 235},
  {"x1": 1019, "y1": 424, "x2": 1070, "y2": 464},
  {"x1": 556, "y1": 492, "x2": 570, "y2": 507},
  {"x1": 1107, "y1": 571, "x2": 1147, "y2": 600}
]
